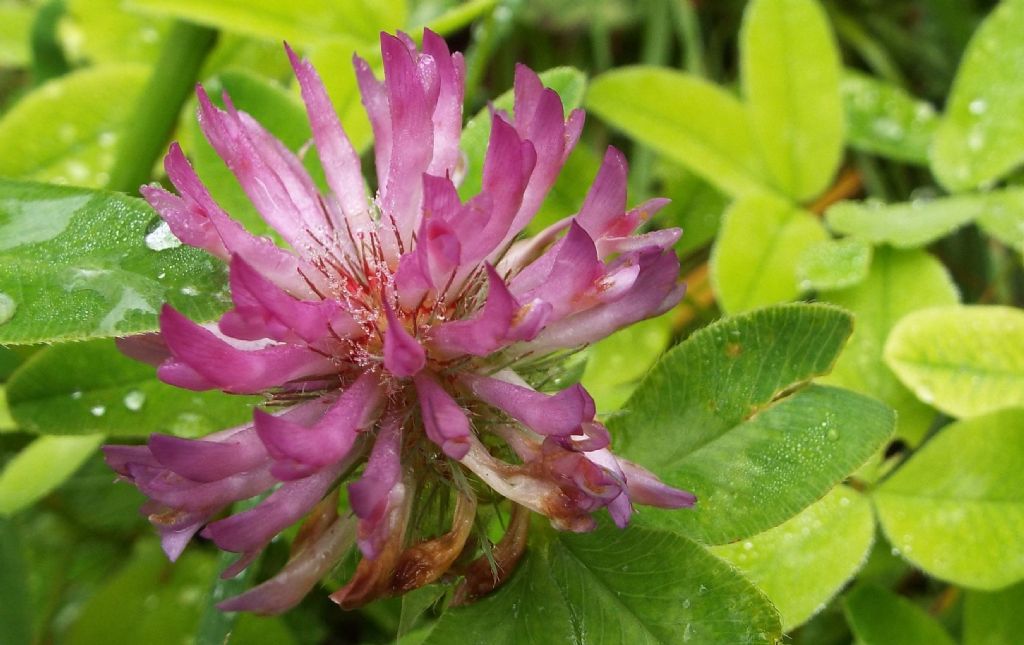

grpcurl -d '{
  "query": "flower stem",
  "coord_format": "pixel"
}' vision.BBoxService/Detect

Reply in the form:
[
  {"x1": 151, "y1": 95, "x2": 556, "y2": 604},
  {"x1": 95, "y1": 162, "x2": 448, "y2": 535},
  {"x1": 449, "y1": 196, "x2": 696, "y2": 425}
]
[{"x1": 107, "y1": 21, "x2": 217, "y2": 195}]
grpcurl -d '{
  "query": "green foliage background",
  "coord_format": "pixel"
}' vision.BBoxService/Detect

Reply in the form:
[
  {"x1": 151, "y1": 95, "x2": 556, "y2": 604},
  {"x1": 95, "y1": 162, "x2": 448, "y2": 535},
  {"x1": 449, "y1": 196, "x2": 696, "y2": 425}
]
[{"x1": 1, "y1": 0, "x2": 1023, "y2": 643}]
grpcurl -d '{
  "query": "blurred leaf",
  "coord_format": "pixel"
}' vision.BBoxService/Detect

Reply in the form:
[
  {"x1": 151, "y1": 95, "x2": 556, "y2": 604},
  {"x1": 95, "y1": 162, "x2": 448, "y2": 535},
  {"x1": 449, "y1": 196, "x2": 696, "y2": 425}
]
[
  {"x1": 129, "y1": 0, "x2": 405, "y2": 48},
  {"x1": 228, "y1": 614, "x2": 298, "y2": 645},
  {"x1": 0, "y1": 387, "x2": 15, "y2": 432},
  {"x1": 461, "y1": 66, "x2": 587, "y2": 201},
  {"x1": 873, "y1": 409, "x2": 1024, "y2": 590},
  {"x1": 976, "y1": 192, "x2": 1024, "y2": 254},
  {"x1": 843, "y1": 584, "x2": 956, "y2": 645},
  {"x1": 826, "y1": 188, "x2": 1024, "y2": 248},
  {"x1": 581, "y1": 310, "x2": 672, "y2": 413},
  {"x1": 0, "y1": 1, "x2": 34, "y2": 67},
  {"x1": 796, "y1": 238, "x2": 872, "y2": 292},
  {"x1": 186, "y1": 70, "x2": 324, "y2": 239},
  {"x1": 398, "y1": 585, "x2": 445, "y2": 641},
  {"x1": 6, "y1": 339, "x2": 257, "y2": 437},
  {"x1": 58, "y1": 453, "x2": 147, "y2": 534},
  {"x1": 66, "y1": 539, "x2": 218, "y2": 645},
  {"x1": 741, "y1": 0, "x2": 843, "y2": 201},
  {"x1": 963, "y1": 581, "x2": 1024, "y2": 645},
  {"x1": 711, "y1": 486, "x2": 874, "y2": 632},
  {"x1": 931, "y1": 0, "x2": 1024, "y2": 191},
  {"x1": 425, "y1": 523, "x2": 782, "y2": 644},
  {"x1": 821, "y1": 248, "x2": 959, "y2": 444},
  {"x1": 0, "y1": 518, "x2": 32, "y2": 645},
  {"x1": 656, "y1": 163, "x2": 728, "y2": 256},
  {"x1": 0, "y1": 179, "x2": 229, "y2": 344},
  {"x1": 710, "y1": 194, "x2": 826, "y2": 313},
  {"x1": 885, "y1": 305, "x2": 1024, "y2": 418},
  {"x1": 840, "y1": 71, "x2": 938, "y2": 165},
  {"x1": 60, "y1": 0, "x2": 170, "y2": 65},
  {"x1": 0, "y1": 64, "x2": 148, "y2": 188},
  {"x1": 0, "y1": 434, "x2": 103, "y2": 516},
  {"x1": 196, "y1": 546, "x2": 265, "y2": 645},
  {"x1": 612, "y1": 304, "x2": 892, "y2": 544},
  {"x1": 527, "y1": 143, "x2": 603, "y2": 235},
  {"x1": 587, "y1": 67, "x2": 769, "y2": 198},
  {"x1": 419, "y1": 0, "x2": 498, "y2": 34}
]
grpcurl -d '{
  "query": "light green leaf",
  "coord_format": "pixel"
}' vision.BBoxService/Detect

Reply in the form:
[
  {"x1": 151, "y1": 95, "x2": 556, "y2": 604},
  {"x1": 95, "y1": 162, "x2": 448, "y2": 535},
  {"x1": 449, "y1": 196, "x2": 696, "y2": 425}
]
[
  {"x1": 843, "y1": 584, "x2": 956, "y2": 645},
  {"x1": 586, "y1": 67, "x2": 769, "y2": 198},
  {"x1": 840, "y1": 71, "x2": 938, "y2": 165},
  {"x1": 0, "y1": 1, "x2": 34, "y2": 67},
  {"x1": 461, "y1": 67, "x2": 587, "y2": 201},
  {"x1": 581, "y1": 311, "x2": 672, "y2": 413},
  {"x1": 66, "y1": 539, "x2": 218, "y2": 645},
  {"x1": 796, "y1": 238, "x2": 872, "y2": 291},
  {"x1": 0, "y1": 179, "x2": 229, "y2": 344},
  {"x1": 711, "y1": 486, "x2": 874, "y2": 631},
  {"x1": 612, "y1": 304, "x2": 892, "y2": 544},
  {"x1": 6, "y1": 339, "x2": 256, "y2": 437},
  {"x1": 963, "y1": 581, "x2": 1024, "y2": 645},
  {"x1": 426, "y1": 524, "x2": 782, "y2": 644},
  {"x1": 0, "y1": 434, "x2": 104, "y2": 516},
  {"x1": 931, "y1": 0, "x2": 1024, "y2": 191},
  {"x1": 0, "y1": 65, "x2": 149, "y2": 188},
  {"x1": 186, "y1": 70, "x2": 324, "y2": 238},
  {"x1": 741, "y1": 0, "x2": 844, "y2": 201},
  {"x1": 826, "y1": 188, "x2": 1024, "y2": 248},
  {"x1": 710, "y1": 194, "x2": 826, "y2": 313},
  {"x1": 873, "y1": 409, "x2": 1024, "y2": 590},
  {"x1": 128, "y1": 0, "x2": 405, "y2": 48},
  {"x1": 418, "y1": 0, "x2": 498, "y2": 34},
  {"x1": 976, "y1": 192, "x2": 1024, "y2": 254},
  {"x1": 885, "y1": 305, "x2": 1024, "y2": 418},
  {"x1": 821, "y1": 248, "x2": 959, "y2": 444},
  {"x1": 60, "y1": 0, "x2": 171, "y2": 65}
]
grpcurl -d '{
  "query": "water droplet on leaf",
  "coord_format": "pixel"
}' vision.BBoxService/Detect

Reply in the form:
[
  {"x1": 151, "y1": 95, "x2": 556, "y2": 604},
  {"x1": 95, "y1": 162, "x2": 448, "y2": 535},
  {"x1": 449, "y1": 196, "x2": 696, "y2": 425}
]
[
  {"x1": 145, "y1": 221, "x2": 183, "y2": 251},
  {"x1": 0, "y1": 292, "x2": 16, "y2": 325},
  {"x1": 123, "y1": 390, "x2": 146, "y2": 411},
  {"x1": 90, "y1": 405, "x2": 106, "y2": 417}
]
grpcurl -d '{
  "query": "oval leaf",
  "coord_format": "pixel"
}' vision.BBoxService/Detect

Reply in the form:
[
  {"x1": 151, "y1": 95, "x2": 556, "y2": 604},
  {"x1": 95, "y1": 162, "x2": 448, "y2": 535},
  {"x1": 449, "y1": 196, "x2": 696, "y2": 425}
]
[
  {"x1": 0, "y1": 434, "x2": 104, "y2": 516},
  {"x1": 963, "y1": 582, "x2": 1024, "y2": 645},
  {"x1": 885, "y1": 305, "x2": 1024, "y2": 418},
  {"x1": 796, "y1": 238, "x2": 872, "y2": 292},
  {"x1": 931, "y1": 0, "x2": 1024, "y2": 191},
  {"x1": 844, "y1": 584, "x2": 956, "y2": 645},
  {"x1": 0, "y1": 179, "x2": 228, "y2": 344},
  {"x1": 841, "y1": 71, "x2": 938, "y2": 165},
  {"x1": 873, "y1": 409, "x2": 1024, "y2": 590},
  {"x1": 741, "y1": 0, "x2": 844, "y2": 200}
]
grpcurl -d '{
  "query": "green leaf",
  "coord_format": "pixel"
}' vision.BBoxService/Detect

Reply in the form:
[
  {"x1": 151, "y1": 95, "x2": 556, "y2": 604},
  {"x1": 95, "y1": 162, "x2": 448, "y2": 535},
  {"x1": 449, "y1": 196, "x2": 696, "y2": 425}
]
[
  {"x1": 873, "y1": 409, "x2": 1024, "y2": 590},
  {"x1": 826, "y1": 188, "x2": 1024, "y2": 248},
  {"x1": 613, "y1": 304, "x2": 893, "y2": 543},
  {"x1": 0, "y1": 387, "x2": 16, "y2": 432},
  {"x1": 6, "y1": 339, "x2": 257, "y2": 437},
  {"x1": 931, "y1": 0, "x2": 1024, "y2": 191},
  {"x1": 128, "y1": 0, "x2": 405, "y2": 48},
  {"x1": 885, "y1": 305, "x2": 1024, "y2": 418},
  {"x1": 821, "y1": 248, "x2": 959, "y2": 444},
  {"x1": 581, "y1": 311, "x2": 672, "y2": 413},
  {"x1": 975, "y1": 191, "x2": 1024, "y2": 254},
  {"x1": 0, "y1": 179, "x2": 229, "y2": 344},
  {"x1": 840, "y1": 71, "x2": 938, "y2": 165},
  {"x1": 61, "y1": 0, "x2": 171, "y2": 65},
  {"x1": 710, "y1": 485, "x2": 874, "y2": 632},
  {"x1": 417, "y1": 0, "x2": 498, "y2": 34},
  {"x1": 527, "y1": 143, "x2": 603, "y2": 236},
  {"x1": 741, "y1": 0, "x2": 843, "y2": 201},
  {"x1": 655, "y1": 163, "x2": 729, "y2": 257},
  {"x1": 0, "y1": 518, "x2": 32, "y2": 645},
  {"x1": 426, "y1": 524, "x2": 781, "y2": 644},
  {"x1": 963, "y1": 581, "x2": 1024, "y2": 645},
  {"x1": 587, "y1": 67, "x2": 769, "y2": 198},
  {"x1": 843, "y1": 584, "x2": 956, "y2": 645},
  {"x1": 0, "y1": 1, "x2": 34, "y2": 67},
  {"x1": 66, "y1": 539, "x2": 218, "y2": 645},
  {"x1": 710, "y1": 194, "x2": 826, "y2": 313},
  {"x1": 186, "y1": 70, "x2": 324, "y2": 238},
  {"x1": 0, "y1": 434, "x2": 104, "y2": 516},
  {"x1": 461, "y1": 66, "x2": 587, "y2": 201},
  {"x1": 795, "y1": 238, "x2": 872, "y2": 291},
  {"x1": 0, "y1": 64, "x2": 149, "y2": 187}
]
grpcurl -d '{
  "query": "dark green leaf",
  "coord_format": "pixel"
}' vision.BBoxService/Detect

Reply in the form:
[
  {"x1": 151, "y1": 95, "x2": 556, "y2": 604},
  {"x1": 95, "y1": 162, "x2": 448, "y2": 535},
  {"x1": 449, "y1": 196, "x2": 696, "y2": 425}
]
[
  {"x1": 964, "y1": 581, "x2": 1024, "y2": 645},
  {"x1": 6, "y1": 339, "x2": 257, "y2": 437},
  {"x1": 843, "y1": 584, "x2": 955, "y2": 645},
  {"x1": 0, "y1": 179, "x2": 229, "y2": 344},
  {"x1": 0, "y1": 518, "x2": 32, "y2": 645}
]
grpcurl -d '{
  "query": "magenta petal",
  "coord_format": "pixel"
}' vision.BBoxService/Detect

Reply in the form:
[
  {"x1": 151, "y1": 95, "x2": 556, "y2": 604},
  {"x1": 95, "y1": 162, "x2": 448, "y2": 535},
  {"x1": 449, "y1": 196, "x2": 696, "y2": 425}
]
[
  {"x1": 103, "y1": 444, "x2": 159, "y2": 477},
  {"x1": 148, "y1": 427, "x2": 267, "y2": 483},
  {"x1": 158, "y1": 306, "x2": 333, "y2": 394},
  {"x1": 468, "y1": 375, "x2": 595, "y2": 436},
  {"x1": 620, "y1": 459, "x2": 697, "y2": 509},
  {"x1": 115, "y1": 333, "x2": 169, "y2": 367},
  {"x1": 129, "y1": 463, "x2": 275, "y2": 511},
  {"x1": 348, "y1": 416, "x2": 404, "y2": 558},
  {"x1": 514, "y1": 221, "x2": 604, "y2": 320},
  {"x1": 413, "y1": 373, "x2": 471, "y2": 459},
  {"x1": 576, "y1": 146, "x2": 629, "y2": 239},
  {"x1": 218, "y1": 516, "x2": 356, "y2": 614},
  {"x1": 254, "y1": 373, "x2": 383, "y2": 474},
  {"x1": 422, "y1": 29, "x2": 465, "y2": 179},
  {"x1": 431, "y1": 265, "x2": 516, "y2": 357},
  {"x1": 382, "y1": 302, "x2": 426, "y2": 378}
]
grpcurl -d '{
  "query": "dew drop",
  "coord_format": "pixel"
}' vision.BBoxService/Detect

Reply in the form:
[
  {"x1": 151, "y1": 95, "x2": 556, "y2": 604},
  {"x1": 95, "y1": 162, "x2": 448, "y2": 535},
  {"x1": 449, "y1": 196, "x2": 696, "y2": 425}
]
[
  {"x1": 0, "y1": 292, "x2": 16, "y2": 325},
  {"x1": 123, "y1": 390, "x2": 146, "y2": 411},
  {"x1": 90, "y1": 405, "x2": 107, "y2": 417},
  {"x1": 180, "y1": 285, "x2": 200, "y2": 296},
  {"x1": 70, "y1": 390, "x2": 83, "y2": 400},
  {"x1": 145, "y1": 221, "x2": 183, "y2": 251},
  {"x1": 827, "y1": 428, "x2": 840, "y2": 442},
  {"x1": 968, "y1": 98, "x2": 988, "y2": 115}
]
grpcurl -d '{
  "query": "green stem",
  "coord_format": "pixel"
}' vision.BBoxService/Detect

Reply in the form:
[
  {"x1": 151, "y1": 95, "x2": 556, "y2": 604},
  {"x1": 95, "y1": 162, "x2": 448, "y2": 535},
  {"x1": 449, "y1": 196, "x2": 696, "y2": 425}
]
[
  {"x1": 671, "y1": 0, "x2": 705, "y2": 77},
  {"x1": 106, "y1": 21, "x2": 217, "y2": 195},
  {"x1": 633, "y1": 0, "x2": 674, "y2": 200}
]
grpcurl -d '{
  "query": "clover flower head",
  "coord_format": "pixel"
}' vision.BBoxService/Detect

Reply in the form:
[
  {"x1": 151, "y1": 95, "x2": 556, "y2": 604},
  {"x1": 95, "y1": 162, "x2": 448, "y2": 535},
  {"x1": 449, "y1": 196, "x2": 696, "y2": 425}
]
[{"x1": 104, "y1": 30, "x2": 694, "y2": 614}]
